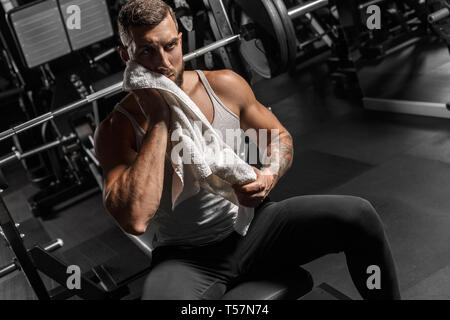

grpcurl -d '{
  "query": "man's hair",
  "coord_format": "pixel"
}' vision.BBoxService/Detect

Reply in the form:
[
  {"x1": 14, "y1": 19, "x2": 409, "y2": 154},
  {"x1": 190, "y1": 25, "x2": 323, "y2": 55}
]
[{"x1": 118, "y1": 0, "x2": 178, "y2": 47}]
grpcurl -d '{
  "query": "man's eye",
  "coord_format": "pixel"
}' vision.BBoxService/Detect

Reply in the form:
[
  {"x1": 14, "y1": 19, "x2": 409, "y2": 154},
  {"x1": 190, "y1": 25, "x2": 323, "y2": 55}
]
[
  {"x1": 166, "y1": 42, "x2": 176, "y2": 50},
  {"x1": 141, "y1": 47, "x2": 153, "y2": 55}
]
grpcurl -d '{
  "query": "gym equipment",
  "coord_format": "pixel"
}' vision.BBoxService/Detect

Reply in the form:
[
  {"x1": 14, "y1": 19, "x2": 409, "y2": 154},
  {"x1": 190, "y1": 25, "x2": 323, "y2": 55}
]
[
  {"x1": 0, "y1": 28, "x2": 24, "y2": 102},
  {"x1": 0, "y1": 134, "x2": 76, "y2": 168},
  {"x1": 174, "y1": 0, "x2": 194, "y2": 32},
  {"x1": 288, "y1": 0, "x2": 341, "y2": 74},
  {"x1": 222, "y1": 266, "x2": 313, "y2": 299},
  {"x1": 70, "y1": 115, "x2": 103, "y2": 188},
  {"x1": 8, "y1": 0, "x2": 70, "y2": 69},
  {"x1": 0, "y1": 0, "x2": 335, "y2": 147},
  {"x1": 335, "y1": 0, "x2": 450, "y2": 118},
  {"x1": 427, "y1": 0, "x2": 450, "y2": 43},
  {"x1": 226, "y1": 0, "x2": 330, "y2": 78},
  {"x1": 335, "y1": 0, "x2": 428, "y2": 60},
  {"x1": 7, "y1": 0, "x2": 114, "y2": 68},
  {"x1": 203, "y1": 0, "x2": 245, "y2": 72},
  {"x1": 0, "y1": 0, "x2": 16, "y2": 12},
  {"x1": 0, "y1": 170, "x2": 153, "y2": 300},
  {"x1": 28, "y1": 116, "x2": 101, "y2": 217},
  {"x1": 59, "y1": 0, "x2": 114, "y2": 51},
  {"x1": 292, "y1": 0, "x2": 336, "y2": 50},
  {"x1": 0, "y1": 238, "x2": 63, "y2": 278},
  {"x1": 0, "y1": 115, "x2": 100, "y2": 217}
]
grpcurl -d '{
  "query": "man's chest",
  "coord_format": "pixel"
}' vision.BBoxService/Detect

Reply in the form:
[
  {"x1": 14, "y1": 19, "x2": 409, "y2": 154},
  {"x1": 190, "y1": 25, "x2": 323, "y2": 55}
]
[{"x1": 188, "y1": 88, "x2": 215, "y2": 125}]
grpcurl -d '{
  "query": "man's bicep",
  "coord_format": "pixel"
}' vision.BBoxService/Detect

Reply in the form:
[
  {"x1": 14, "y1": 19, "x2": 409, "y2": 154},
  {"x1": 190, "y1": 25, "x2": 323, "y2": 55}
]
[
  {"x1": 240, "y1": 100, "x2": 288, "y2": 144},
  {"x1": 222, "y1": 71, "x2": 287, "y2": 136}
]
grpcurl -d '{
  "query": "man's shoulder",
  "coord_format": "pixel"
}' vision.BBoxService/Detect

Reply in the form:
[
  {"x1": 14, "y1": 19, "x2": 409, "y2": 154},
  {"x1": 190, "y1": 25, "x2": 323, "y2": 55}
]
[
  {"x1": 202, "y1": 69, "x2": 242, "y2": 87},
  {"x1": 94, "y1": 94, "x2": 139, "y2": 148},
  {"x1": 201, "y1": 69, "x2": 251, "y2": 100}
]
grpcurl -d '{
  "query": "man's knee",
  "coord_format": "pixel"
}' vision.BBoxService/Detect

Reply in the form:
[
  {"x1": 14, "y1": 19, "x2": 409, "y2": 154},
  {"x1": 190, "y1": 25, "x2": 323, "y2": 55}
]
[{"x1": 344, "y1": 196, "x2": 385, "y2": 240}]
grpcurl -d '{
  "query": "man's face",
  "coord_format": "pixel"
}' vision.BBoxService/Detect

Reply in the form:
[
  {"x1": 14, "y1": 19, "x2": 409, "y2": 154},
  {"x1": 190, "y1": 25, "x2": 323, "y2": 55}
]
[{"x1": 122, "y1": 13, "x2": 184, "y2": 86}]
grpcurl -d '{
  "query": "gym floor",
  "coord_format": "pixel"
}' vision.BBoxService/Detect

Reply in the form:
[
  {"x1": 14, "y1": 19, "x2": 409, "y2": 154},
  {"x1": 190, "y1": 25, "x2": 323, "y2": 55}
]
[{"x1": 2, "y1": 43, "x2": 450, "y2": 300}]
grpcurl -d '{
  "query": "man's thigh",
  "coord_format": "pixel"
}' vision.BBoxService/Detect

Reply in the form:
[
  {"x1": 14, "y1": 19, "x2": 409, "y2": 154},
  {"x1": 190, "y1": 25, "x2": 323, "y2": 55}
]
[
  {"x1": 234, "y1": 195, "x2": 369, "y2": 275},
  {"x1": 142, "y1": 259, "x2": 228, "y2": 300}
]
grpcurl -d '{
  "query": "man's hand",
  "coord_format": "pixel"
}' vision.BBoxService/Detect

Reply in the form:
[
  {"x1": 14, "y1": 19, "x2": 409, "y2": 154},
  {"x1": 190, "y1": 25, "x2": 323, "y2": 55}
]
[
  {"x1": 132, "y1": 88, "x2": 170, "y2": 126},
  {"x1": 233, "y1": 167, "x2": 277, "y2": 208}
]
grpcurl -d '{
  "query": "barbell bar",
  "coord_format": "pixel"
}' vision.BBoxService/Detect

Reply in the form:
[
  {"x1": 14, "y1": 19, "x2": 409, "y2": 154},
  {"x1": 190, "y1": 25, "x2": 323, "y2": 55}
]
[
  {"x1": 0, "y1": 0, "x2": 330, "y2": 144},
  {"x1": 289, "y1": 0, "x2": 329, "y2": 19},
  {"x1": 0, "y1": 134, "x2": 76, "y2": 168}
]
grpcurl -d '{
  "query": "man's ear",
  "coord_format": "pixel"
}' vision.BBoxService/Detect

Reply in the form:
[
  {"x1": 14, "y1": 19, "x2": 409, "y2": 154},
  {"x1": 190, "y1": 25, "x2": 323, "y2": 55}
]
[{"x1": 118, "y1": 45, "x2": 130, "y2": 63}]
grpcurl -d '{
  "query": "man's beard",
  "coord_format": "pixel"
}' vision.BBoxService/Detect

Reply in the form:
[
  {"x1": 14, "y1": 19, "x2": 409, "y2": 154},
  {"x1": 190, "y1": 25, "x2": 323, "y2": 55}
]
[{"x1": 174, "y1": 61, "x2": 185, "y2": 87}]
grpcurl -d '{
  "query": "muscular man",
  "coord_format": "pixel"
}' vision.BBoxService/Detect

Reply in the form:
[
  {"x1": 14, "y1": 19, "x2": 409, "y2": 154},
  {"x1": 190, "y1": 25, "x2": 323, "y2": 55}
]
[{"x1": 94, "y1": 0, "x2": 401, "y2": 300}]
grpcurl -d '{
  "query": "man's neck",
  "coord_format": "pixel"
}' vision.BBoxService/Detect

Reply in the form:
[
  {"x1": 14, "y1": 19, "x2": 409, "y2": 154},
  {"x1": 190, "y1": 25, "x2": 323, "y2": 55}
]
[{"x1": 180, "y1": 70, "x2": 198, "y2": 94}]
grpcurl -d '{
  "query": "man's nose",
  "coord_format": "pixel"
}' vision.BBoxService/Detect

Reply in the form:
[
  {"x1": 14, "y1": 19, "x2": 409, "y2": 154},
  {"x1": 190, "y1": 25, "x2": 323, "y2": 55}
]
[{"x1": 155, "y1": 49, "x2": 171, "y2": 73}]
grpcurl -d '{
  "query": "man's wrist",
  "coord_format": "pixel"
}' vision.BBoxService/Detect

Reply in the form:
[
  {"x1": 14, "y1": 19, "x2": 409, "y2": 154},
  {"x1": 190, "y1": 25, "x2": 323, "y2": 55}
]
[{"x1": 260, "y1": 167, "x2": 279, "y2": 188}]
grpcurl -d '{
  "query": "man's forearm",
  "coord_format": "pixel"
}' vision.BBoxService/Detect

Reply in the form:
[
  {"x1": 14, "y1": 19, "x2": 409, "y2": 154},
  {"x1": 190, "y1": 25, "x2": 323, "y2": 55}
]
[
  {"x1": 106, "y1": 122, "x2": 168, "y2": 232},
  {"x1": 261, "y1": 130, "x2": 294, "y2": 182},
  {"x1": 127, "y1": 122, "x2": 169, "y2": 210}
]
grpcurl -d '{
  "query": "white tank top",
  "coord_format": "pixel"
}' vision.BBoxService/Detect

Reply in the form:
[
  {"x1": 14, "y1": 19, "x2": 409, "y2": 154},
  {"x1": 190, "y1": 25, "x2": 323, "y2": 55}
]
[{"x1": 115, "y1": 70, "x2": 246, "y2": 249}]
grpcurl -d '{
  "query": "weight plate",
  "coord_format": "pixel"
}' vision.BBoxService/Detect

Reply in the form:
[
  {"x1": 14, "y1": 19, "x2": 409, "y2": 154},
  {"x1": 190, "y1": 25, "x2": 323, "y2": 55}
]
[
  {"x1": 174, "y1": 0, "x2": 194, "y2": 32},
  {"x1": 232, "y1": 0, "x2": 289, "y2": 77},
  {"x1": 271, "y1": 0, "x2": 298, "y2": 71},
  {"x1": 239, "y1": 38, "x2": 272, "y2": 78},
  {"x1": 207, "y1": 11, "x2": 233, "y2": 69}
]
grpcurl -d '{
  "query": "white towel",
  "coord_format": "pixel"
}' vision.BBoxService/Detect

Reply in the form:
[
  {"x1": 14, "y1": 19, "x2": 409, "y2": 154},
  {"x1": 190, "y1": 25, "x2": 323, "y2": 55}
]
[{"x1": 122, "y1": 61, "x2": 257, "y2": 236}]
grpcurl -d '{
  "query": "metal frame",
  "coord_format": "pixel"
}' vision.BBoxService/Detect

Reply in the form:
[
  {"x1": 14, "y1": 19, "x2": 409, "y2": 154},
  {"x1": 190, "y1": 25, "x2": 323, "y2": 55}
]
[
  {"x1": 0, "y1": 186, "x2": 128, "y2": 299},
  {"x1": 363, "y1": 97, "x2": 450, "y2": 119},
  {"x1": 0, "y1": 193, "x2": 51, "y2": 300},
  {"x1": 289, "y1": 0, "x2": 329, "y2": 19},
  {"x1": 0, "y1": 134, "x2": 76, "y2": 167},
  {"x1": 0, "y1": 239, "x2": 63, "y2": 278},
  {"x1": 205, "y1": 0, "x2": 237, "y2": 69}
]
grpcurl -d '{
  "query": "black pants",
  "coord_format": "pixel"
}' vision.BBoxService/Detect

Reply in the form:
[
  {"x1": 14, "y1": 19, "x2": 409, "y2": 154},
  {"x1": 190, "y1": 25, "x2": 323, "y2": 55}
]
[{"x1": 142, "y1": 195, "x2": 400, "y2": 300}]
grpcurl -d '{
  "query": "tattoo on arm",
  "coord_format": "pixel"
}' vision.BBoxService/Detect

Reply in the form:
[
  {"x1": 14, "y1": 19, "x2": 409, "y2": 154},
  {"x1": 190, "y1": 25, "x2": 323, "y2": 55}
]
[{"x1": 261, "y1": 131, "x2": 294, "y2": 180}]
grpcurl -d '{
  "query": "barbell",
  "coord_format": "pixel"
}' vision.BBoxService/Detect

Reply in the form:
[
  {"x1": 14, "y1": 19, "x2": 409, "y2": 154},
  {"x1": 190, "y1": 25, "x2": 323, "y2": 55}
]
[{"x1": 0, "y1": 0, "x2": 330, "y2": 153}]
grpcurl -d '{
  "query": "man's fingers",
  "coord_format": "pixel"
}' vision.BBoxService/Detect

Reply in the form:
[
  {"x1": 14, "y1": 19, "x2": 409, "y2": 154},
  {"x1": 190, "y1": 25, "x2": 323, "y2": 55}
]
[
  {"x1": 236, "y1": 191, "x2": 265, "y2": 200},
  {"x1": 234, "y1": 181, "x2": 265, "y2": 194}
]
